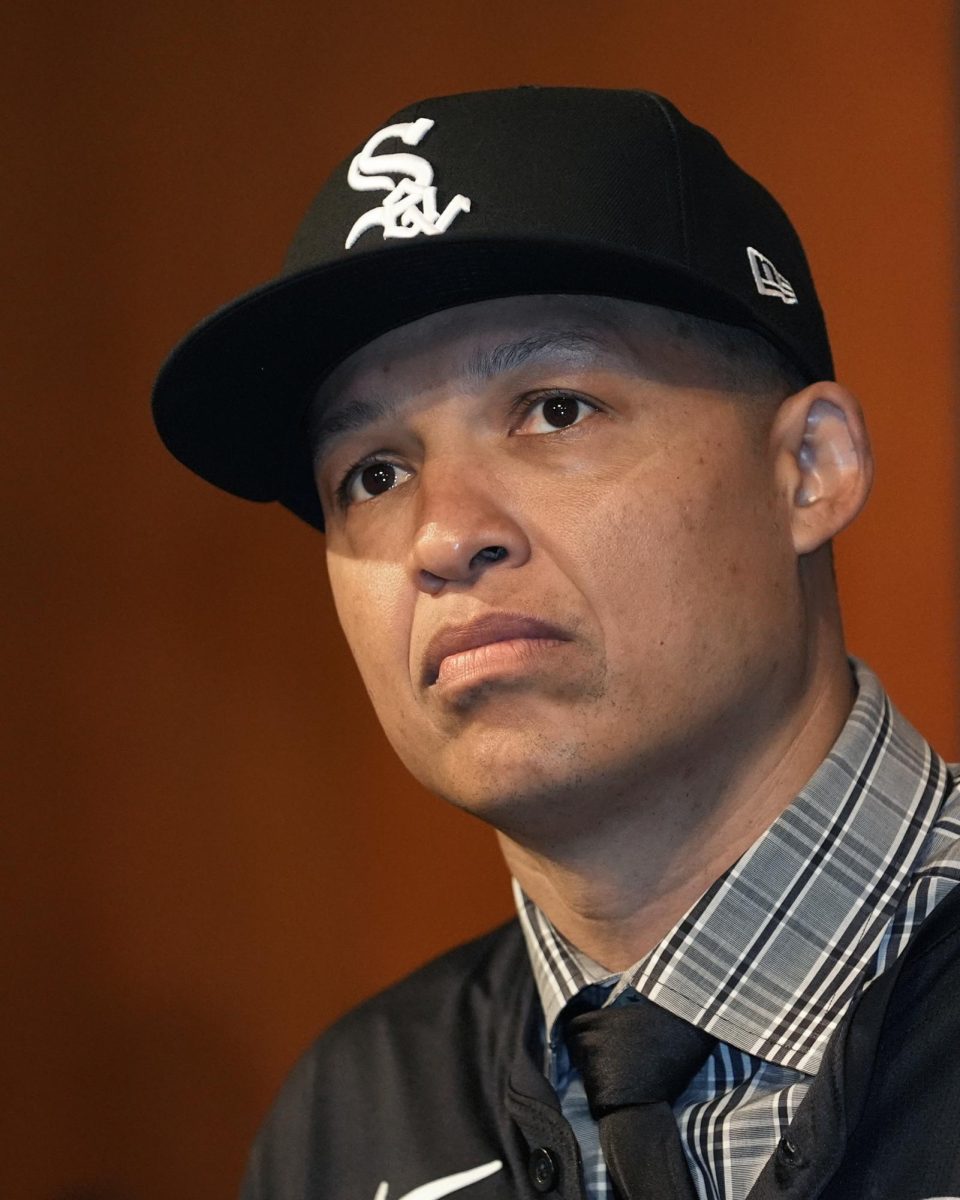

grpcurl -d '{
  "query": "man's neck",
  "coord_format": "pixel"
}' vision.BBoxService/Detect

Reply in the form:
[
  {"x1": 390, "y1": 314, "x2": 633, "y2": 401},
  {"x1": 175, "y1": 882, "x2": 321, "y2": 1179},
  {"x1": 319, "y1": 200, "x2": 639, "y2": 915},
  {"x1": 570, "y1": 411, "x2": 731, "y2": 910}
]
[{"x1": 497, "y1": 652, "x2": 857, "y2": 972}]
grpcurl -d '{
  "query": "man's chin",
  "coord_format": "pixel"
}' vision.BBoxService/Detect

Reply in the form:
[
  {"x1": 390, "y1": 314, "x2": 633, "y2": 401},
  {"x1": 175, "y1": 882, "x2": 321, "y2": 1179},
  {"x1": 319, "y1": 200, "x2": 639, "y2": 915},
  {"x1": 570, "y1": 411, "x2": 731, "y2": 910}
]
[
  {"x1": 413, "y1": 728, "x2": 608, "y2": 833},
  {"x1": 432, "y1": 776, "x2": 565, "y2": 830}
]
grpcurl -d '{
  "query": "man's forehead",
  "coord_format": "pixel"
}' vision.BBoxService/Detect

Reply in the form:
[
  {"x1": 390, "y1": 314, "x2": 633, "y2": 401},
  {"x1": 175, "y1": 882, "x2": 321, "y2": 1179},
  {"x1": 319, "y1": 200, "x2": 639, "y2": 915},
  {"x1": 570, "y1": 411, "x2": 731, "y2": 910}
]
[{"x1": 309, "y1": 295, "x2": 678, "y2": 448}]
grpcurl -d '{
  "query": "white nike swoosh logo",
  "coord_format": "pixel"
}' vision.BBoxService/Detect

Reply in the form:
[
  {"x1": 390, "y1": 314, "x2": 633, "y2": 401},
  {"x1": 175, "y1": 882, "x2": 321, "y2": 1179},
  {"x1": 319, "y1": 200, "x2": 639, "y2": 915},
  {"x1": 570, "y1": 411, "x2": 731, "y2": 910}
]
[{"x1": 373, "y1": 1158, "x2": 503, "y2": 1200}]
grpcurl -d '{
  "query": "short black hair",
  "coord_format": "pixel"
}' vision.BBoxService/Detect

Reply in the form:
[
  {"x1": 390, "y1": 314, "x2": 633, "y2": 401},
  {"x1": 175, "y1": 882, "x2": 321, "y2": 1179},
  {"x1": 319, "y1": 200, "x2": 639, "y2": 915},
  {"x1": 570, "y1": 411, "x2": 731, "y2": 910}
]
[{"x1": 663, "y1": 309, "x2": 810, "y2": 399}]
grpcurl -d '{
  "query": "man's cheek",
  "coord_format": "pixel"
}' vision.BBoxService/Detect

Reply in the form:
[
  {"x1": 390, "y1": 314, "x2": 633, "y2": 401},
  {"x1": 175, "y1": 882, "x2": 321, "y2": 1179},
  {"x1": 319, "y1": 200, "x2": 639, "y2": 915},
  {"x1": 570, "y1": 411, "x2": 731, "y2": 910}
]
[{"x1": 331, "y1": 559, "x2": 407, "y2": 638}]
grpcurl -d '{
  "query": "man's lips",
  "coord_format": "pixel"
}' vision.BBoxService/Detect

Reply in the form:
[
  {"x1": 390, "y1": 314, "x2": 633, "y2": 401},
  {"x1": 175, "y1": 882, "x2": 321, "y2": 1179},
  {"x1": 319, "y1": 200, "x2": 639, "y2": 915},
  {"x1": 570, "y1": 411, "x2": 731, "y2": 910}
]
[{"x1": 421, "y1": 614, "x2": 572, "y2": 687}]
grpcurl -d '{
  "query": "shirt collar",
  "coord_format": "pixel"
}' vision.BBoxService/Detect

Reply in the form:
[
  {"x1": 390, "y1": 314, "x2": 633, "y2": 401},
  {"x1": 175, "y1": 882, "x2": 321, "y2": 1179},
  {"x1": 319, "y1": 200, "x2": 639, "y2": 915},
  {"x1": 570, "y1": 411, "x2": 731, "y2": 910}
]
[{"x1": 515, "y1": 659, "x2": 954, "y2": 1074}]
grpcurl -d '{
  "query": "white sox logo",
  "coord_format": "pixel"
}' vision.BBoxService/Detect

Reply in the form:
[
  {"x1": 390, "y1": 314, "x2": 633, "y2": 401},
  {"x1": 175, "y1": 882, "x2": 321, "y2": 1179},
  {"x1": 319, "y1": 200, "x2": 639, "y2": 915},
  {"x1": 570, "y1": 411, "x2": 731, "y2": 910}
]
[{"x1": 344, "y1": 117, "x2": 472, "y2": 250}]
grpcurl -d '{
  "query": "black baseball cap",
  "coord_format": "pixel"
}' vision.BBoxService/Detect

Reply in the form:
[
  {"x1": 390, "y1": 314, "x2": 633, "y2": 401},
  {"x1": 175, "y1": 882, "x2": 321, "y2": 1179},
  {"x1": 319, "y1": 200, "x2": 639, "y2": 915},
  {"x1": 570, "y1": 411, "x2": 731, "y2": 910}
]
[{"x1": 152, "y1": 86, "x2": 833, "y2": 532}]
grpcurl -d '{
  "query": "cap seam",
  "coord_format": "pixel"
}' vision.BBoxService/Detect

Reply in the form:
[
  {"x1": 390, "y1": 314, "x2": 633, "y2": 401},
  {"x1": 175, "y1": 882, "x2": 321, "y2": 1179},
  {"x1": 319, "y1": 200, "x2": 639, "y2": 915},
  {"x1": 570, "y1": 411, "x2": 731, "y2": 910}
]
[{"x1": 645, "y1": 93, "x2": 691, "y2": 267}]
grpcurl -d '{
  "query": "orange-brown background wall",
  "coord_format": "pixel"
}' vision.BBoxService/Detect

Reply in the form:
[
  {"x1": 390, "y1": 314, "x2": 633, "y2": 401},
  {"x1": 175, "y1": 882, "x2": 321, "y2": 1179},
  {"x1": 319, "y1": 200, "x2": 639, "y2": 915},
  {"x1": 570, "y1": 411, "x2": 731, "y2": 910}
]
[{"x1": 4, "y1": 3, "x2": 957, "y2": 1198}]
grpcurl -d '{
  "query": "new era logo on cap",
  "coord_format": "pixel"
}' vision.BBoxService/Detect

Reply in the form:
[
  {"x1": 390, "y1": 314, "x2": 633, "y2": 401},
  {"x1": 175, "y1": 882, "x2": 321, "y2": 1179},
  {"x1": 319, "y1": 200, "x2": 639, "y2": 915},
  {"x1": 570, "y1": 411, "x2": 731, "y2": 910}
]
[
  {"x1": 344, "y1": 117, "x2": 473, "y2": 250},
  {"x1": 747, "y1": 246, "x2": 798, "y2": 305}
]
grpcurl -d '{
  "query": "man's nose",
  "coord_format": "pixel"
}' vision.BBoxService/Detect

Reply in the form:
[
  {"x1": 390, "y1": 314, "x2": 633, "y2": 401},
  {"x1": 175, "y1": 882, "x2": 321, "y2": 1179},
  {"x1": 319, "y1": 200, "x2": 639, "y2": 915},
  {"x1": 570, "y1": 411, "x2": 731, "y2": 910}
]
[{"x1": 408, "y1": 459, "x2": 531, "y2": 594}]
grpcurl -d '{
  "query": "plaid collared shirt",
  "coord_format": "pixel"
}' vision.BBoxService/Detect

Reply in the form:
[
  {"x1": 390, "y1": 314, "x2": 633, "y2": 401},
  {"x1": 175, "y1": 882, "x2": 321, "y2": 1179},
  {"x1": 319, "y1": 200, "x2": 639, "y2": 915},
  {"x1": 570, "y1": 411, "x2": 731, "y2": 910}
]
[{"x1": 514, "y1": 661, "x2": 960, "y2": 1200}]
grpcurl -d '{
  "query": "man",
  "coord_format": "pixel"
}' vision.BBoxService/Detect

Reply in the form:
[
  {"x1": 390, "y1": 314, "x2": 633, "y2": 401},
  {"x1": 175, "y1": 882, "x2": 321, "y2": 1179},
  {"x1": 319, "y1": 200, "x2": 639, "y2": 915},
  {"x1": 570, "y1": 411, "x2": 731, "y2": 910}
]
[{"x1": 152, "y1": 88, "x2": 960, "y2": 1200}]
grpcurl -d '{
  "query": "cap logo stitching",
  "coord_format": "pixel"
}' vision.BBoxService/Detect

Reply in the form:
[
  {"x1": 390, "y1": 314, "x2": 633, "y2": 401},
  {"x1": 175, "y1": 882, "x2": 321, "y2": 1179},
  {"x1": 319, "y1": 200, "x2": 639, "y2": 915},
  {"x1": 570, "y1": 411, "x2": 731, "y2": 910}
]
[
  {"x1": 747, "y1": 246, "x2": 798, "y2": 305},
  {"x1": 344, "y1": 117, "x2": 472, "y2": 251}
]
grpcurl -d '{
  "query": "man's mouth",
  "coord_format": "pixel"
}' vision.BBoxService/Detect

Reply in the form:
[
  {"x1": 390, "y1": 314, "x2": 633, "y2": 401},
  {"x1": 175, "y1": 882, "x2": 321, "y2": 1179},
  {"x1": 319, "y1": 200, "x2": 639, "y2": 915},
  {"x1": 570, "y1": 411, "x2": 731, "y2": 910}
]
[{"x1": 421, "y1": 614, "x2": 572, "y2": 689}]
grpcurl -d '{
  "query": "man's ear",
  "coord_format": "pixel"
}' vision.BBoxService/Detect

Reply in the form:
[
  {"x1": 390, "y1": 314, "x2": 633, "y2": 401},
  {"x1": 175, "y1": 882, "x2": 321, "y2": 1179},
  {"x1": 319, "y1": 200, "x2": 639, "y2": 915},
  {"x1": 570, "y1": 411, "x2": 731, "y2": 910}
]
[{"x1": 770, "y1": 381, "x2": 874, "y2": 556}]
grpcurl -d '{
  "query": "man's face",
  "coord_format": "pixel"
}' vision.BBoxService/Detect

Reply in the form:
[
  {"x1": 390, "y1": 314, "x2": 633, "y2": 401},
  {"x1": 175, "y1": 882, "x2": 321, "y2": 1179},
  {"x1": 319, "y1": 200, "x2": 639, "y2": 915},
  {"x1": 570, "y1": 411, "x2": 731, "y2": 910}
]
[{"x1": 313, "y1": 296, "x2": 806, "y2": 836}]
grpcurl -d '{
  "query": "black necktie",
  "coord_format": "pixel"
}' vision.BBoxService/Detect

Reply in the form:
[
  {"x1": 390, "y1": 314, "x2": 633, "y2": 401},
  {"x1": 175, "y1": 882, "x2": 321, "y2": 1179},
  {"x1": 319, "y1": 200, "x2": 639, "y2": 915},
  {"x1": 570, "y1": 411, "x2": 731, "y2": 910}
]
[{"x1": 566, "y1": 997, "x2": 716, "y2": 1200}]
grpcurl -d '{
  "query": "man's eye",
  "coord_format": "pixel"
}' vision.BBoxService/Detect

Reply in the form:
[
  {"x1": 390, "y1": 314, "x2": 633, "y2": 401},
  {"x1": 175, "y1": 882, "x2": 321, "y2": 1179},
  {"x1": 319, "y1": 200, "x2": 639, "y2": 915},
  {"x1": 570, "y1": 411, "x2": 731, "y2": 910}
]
[
  {"x1": 515, "y1": 393, "x2": 598, "y2": 434},
  {"x1": 340, "y1": 460, "x2": 413, "y2": 506}
]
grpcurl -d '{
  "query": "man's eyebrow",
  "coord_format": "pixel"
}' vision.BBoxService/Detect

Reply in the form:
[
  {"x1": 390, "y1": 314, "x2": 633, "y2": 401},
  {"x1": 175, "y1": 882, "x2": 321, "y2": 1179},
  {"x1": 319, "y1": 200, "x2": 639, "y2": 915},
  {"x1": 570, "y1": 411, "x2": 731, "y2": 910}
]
[
  {"x1": 310, "y1": 328, "x2": 614, "y2": 454},
  {"x1": 310, "y1": 392, "x2": 398, "y2": 453},
  {"x1": 463, "y1": 328, "x2": 613, "y2": 382}
]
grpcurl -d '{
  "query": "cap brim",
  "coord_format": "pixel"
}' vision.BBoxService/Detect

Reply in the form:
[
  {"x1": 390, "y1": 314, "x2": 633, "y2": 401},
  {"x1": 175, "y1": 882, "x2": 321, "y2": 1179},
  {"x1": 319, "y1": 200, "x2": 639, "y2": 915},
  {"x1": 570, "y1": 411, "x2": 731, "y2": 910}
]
[{"x1": 152, "y1": 235, "x2": 797, "y2": 532}]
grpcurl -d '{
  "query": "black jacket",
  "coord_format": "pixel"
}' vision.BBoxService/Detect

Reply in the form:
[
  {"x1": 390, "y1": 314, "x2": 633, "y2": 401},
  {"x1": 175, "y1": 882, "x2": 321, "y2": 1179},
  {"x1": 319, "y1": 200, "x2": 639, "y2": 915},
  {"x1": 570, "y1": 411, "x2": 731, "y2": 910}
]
[{"x1": 241, "y1": 885, "x2": 960, "y2": 1200}]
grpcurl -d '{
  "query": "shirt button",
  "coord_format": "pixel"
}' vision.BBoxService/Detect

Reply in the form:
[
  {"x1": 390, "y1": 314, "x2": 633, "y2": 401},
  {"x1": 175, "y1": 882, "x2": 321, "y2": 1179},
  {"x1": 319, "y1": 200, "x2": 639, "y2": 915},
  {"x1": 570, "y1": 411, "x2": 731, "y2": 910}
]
[
  {"x1": 776, "y1": 1136, "x2": 803, "y2": 1166},
  {"x1": 528, "y1": 1147, "x2": 558, "y2": 1192}
]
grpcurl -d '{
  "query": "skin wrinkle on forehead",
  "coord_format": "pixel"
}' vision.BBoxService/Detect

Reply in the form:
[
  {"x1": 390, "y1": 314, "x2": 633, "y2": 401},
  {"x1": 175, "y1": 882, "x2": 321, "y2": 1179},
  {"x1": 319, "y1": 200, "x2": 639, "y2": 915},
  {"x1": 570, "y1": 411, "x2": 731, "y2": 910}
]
[
  {"x1": 462, "y1": 328, "x2": 613, "y2": 383},
  {"x1": 310, "y1": 327, "x2": 621, "y2": 460}
]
